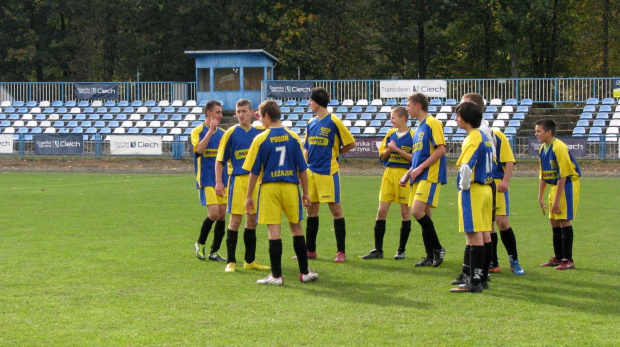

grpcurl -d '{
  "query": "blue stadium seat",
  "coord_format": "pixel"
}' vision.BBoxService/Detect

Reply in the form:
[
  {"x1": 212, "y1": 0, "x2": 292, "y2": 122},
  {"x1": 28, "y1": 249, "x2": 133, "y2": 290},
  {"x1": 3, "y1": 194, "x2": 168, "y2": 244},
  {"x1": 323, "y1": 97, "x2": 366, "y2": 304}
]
[
  {"x1": 349, "y1": 127, "x2": 361, "y2": 134},
  {"x1": 369, "y1": 120, "x2": 382, "y2": 127},
  {"x1": 35, "y1": 114, "x2": 46, "y2": 121},
  {"x1": 141, "y1": 128, "x2": 154, "y2": 134},
  {"x1": 110, "y1": 107, "x2": 121, "y2": 113},
  {"x1": 445, "y1": 99, "x2": 457, "y2": 106},
  {"x1": 122, "y1": 107, "x2": 134, "y2": 113},
  {"x1": 296, "y1": 121, "x2": 307, "y2": 127},
  {"x1": 199, "y1": 115, "x2": 206, "y2": 121},
  {"x1": 443, "y1": 126, "x2": 454, "y2": 135},
  {"x1": 88, "y1": 114, "x2": 100, "y2": 120},
  {"x1": 57, "y1": 128, "x2": 70, "y2": 134},
  {"x1": 82, "y1": 108, "x2": 94, "y2": 114},
  {"x1": 485, "y1": 106, "x2": 498, "y2": 113},
  {"x1": 95, "y1": 107, "x2": 107, "y2": 114},
  {"x1": 191, "y1": 121, "x2": 202, "y2": 127},
  {"x1": 516, "y1": 106, "x2": 529, "y2": 113},
  {"x1": 287, "y1": 114, "x2": 299, "y2": 121},
  {"x1": 384, "y1": 120, "x2": 393, "y2": 127},
  {"x1": 293, "y1": 107, "x2": 305, "y2": 113},
  {"x1": 504, "y1": 127, "x2": 517, "y2": 136},
  {"x1": 53, "y1": 121, "x2": 65, "y2": 128},
  {"x1": 428, "y1": 106, "x2": 437, "y2": 113},
  {"x1": 75, "y1": 114, "x2": 86, "y2": 121},
  {"x1": 399, "y1": 98, "x2": 408, "y2": 106},
  {"x1": 599, "y1": 105, "x2": 612, "y2": 112},
  {"x1": 81, "y1": 121, "x2": 92, "y2": 127},
  {"x1": 593, "y1": 119, "x2": 606, "y2": 127},
  {"x1": 77, "y1": 101, "x2": 89, "y2": 107},
  {"x1": 350, "y1": 106, "x2": 363, "y2": 113},
  {"x1": 8, "y1": 114, "x2": 19, "y2": 120},
  {"x1": 52, "y1": 100, "x2": 63, "y2": 107},
  {"x1": 290, "y1": 127, "x2": 301, "y2": 134},
  {"x1": 0, "y1": 115, "x2": 6, "y2": 121},
  {"x1": 360, "y1": 113, "x2": 372, "y2": 120},
  {"x1": 512, "y1": 113, "x2": 525, "y2": 120},
  {"x1": 85, "y1": 127, "x2": 98, "y2": 134},
  {"x1": 572, "y1": 127, "x2": 586, "y2": 136},
  {"x1": 163, "y1": 106, "x2": 174, "y2": 113},
  {"x1": 280, "y1": 107, "x2": 291, "y2": 114},
  {"x1": 170, "y1": 114, "x2": 182, "y2": 121},
  {"x1": 299, "y1": 100, "x2": 309, "y2": 107},
  {"x1": 385, "y1": 99, "x2": 398, "y2": 106},
  {"x1": 302, "y1": 114, "x2": 313, "y2": 121},
  {"x1": 285, "y1": 100, "x2": 297, "y2": 107},
  {"x1": 150, "y1": 106, "x2": 162, "y2": 113},
  {"x1": 483, "y1": 113, "x2": 494, "y2": 121},
  {"x1": 335, "y1": 106, "x2": 348, "y2": 113},
  {"x1": 71, "y1": 127, "x2": 83, "y2": 134},
  {"x1": 580, "y1": 113, "x2": 593, "y2": 120},
  {"x1": 379, "y1": 127, "x2": 390, "y2": 134},
  {"x1": 116, "y1": 114, "x2": 127, "y2": 121},
  {"x1": 13, "y1": 101, "x2": 24, "y2": 107},
  {"x1": 601, "y1": 98, "x2": 614, "y2": 105},
  {"x1": 345, "y1": 113, "x2": 357, "y2": 120},
  {"x1": 144, "y1": 100, "x2": 156, "y2": 107},
  {"x1": 17, "y1": 107, "x2": 28, "y2": 114},
  {"x1": 177, "y1": 106, "x2": 189, "y2": 113},
  {"x1": 365, "y1": 106, "x2": 377, "y2": 113},
  {"x1": 67, "y1": 121, "x2": 78, "y2": 127},
  {"x1": 520, "y1": 99, "x2": 533, "y2": 106},
  {"x1": 328, "y1": 99, "x2": 340, "y2": 106},
  {"x1": 589, "y1": 127, "x2": 603, "y2": 135},
  {"x1": 104, "y1": 101, "x2": 116, "y2": 107},
  {"x1": 505, "y1": 99, "x2": 518, "y2": 106},
  {"x1": 576, "y1": 120, "x2": 589, "y2": 127},
  {"x1": 508, "y1": 120, "x2": 521, "y2": 127},
  {"x1": 5, "y1": 107, "x2": 15, "y2": 113},
  {"x1": 375, "y1": 113, "x2": 387, "y2": 120},
  {"x1": 183, "y1": 128, "x2": 193, "y2": 135},
  {"x1": 108, "y1": 121, "x2": 119, "y2": 128},
  {"x1": 429, "y1": 99, "x2": 442, "y2": 106},
  {"x1": 127, "y1": 128, "x2": 139, "y2": 134},
  {"x1": 596, "y1": 113, "x2": 609, "y2": 119},
  {"x1": 43, "y1": 107, "x2": 54, "y2": 114},
  {"x1": 117, "y1": 100, "x2": 129, "y2": 107},
  {"x1": 334, "y1": 113, "x2": 342, "y2": 120},
  {"x1": 142, "y1": 114, "x2": 154, "y2": 121},
  {"x1": 102, "y1": 114, "x2": 114, "y2": 121},
  {"x1": 586, "y1": 98, "x2": 598, "y2": 105},
  {"x1": 197, "y1": 100, "x2": 208, "y2": 107},
  {"x1": 0, "y1": 120, "x2": 10, "y2": 127},
  {"x1": 131, "y1": 100, "x2": 143, "y2": 107},
  {"x1": 61, "y1": 114, "x2": 73, "y2": 121},
  {"x1": 157, "y1": 114, "x2": 169, "y2": 121},
  {"x1": 94, "y1": 121, "x2": 106, "y2": 128},
  {"x1": 65, "y1": 101, "x2": 77, "y2": 107},
  {"x1": 156, "y1": 128, "x2": 168, "y2": 135},
  {"x1": 26, "y1": 101, "x2": 37, "y2": 107}
]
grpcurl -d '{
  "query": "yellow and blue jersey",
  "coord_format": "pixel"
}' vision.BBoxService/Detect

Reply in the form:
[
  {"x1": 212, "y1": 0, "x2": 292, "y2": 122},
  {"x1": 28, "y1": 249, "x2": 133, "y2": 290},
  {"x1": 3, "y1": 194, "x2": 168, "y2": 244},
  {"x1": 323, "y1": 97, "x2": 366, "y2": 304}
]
[
  {"x1": 410, "y1": 115, "x2": 447, "y2": 184},
  {"x1": 191, "y1": 124, "x2": 227, "y2": 188},
  {"x1": 379, "y1": 128, "x2": 414, "y2": 168},
  {"x1": 491, "y1": 130, "x2": 516, "y2": 180},
  {"x1": 216, "y1": 124, "x2": 263, "y2": 176},
  {"x1": 243, "y1": 126, "x2": 308, "y2": 184},
  {"x1": 304, "y1": 113, "x2": 355, "y2": 175},
  {"x1": 456, "y1": 129, "x2": 493, "y2": 188},
  {"x1": 538, "y1": 138, "x2": 581, "y2": 185}
]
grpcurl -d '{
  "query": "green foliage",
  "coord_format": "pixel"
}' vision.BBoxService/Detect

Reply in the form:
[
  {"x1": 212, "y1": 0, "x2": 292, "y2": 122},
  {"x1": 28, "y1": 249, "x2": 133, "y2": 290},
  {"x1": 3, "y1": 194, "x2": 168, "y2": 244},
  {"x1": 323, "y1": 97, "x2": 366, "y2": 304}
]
[{"x1": 0, "y1": 173, "x2": 618, "y2": 345}]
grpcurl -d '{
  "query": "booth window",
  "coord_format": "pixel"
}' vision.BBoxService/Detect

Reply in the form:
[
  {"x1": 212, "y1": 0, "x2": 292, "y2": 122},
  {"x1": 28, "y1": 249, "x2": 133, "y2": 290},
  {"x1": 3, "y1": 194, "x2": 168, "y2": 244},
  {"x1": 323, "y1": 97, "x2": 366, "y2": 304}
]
[
  {"x1": 214, "y1": 68, "x2": 240, "y2": 91},
  {"x1": 243, "y1": 67, "x2": 263, "y2": 90},
  {"x1": 198, "y1": 68, "x2": 210, "y2": 92}
]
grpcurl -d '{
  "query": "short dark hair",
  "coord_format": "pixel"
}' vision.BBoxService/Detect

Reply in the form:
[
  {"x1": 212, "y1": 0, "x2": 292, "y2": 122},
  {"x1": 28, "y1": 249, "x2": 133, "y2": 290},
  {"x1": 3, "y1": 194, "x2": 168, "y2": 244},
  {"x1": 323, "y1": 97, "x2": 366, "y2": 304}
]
[
  {"x1": 205, "y1": 100, "x2": 223, "y2": 113},
  {"x1": 407, "y1": 92, "x2": 428, "y2": 112},
  {"x1": 455, "y1": 101, "x2": 482, "y2": 128},
  {"x1": 462, "y1": 93, "x2": 485, "y2": 108},
  {"x1": 259, "y1": 100, "x2": 281, "y2": 122},
  {"x1": 310, "y1": 87, "x2": 330, "y2": 108},
  {"x1": 536, "y1": 118, "x2": 556, "y2": 136},
  {"x1": 391, "y1": 106, "x2": 408, "y2": 118},
  {"x1": 236, "y1": 99, "x2": 252, "y2": 109}
]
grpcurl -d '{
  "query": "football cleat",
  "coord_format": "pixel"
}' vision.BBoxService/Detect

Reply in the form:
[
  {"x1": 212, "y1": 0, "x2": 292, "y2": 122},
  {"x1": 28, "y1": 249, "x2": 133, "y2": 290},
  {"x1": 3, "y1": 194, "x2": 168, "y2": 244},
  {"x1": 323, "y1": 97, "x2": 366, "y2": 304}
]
[
  {"x1": 334, "y1": 251, "x2": 346, "y2": 263},
  {"x1": 299, "y1": 270, "x2": 319, "y2": 283},
  {"x1": 394, "y1": 250, "x2": 405, "y2": 260},
  {"x1": 540, "y1": 257, "x2": 561, "y2": 267},
  {"x1": 481, "y1": 281, "x2": 490, "y2": 290},
  {"x1": 414, "y1": 257, "x2": 434, "y2": 267},
  {"x1": 195, "y1": 242, "x2": 206, "y2": 260},
  {"x1": 244, "y1": 261, "x2": 271, "y2": 270},
  {"x1": 489, "y1": 266, "x2": 501, "y2": 273},
  {"x1": 224, "y1": 262, "x2": 236, "y2": 273},
  {"x1": 291, "y1": 251, "x2": 317, "y2": 260},
  {"x1": 450, "y1": 282, "x2": 483, "y2": 293},
  {"x1": 361, "y1": 249, "x2": 384, "y2": 259},
  {"x1": 432, "y1": 247, "x2": 445, "y2": 267},
  {"x1": 208, "y1": 253, "x2": 227, "y2": 262},
  {"x1": 257, "y1": 273, "x2": 283, "y2": 286},
  {"x1": 511, "y1": 260, "x2": 525, "y2": 275},
  {"x1": 450, "y1": 272, "x2": 468, "y2": 285},
  {"x1": 555, "y1": 259, "x2": 575, "y2": 270}
]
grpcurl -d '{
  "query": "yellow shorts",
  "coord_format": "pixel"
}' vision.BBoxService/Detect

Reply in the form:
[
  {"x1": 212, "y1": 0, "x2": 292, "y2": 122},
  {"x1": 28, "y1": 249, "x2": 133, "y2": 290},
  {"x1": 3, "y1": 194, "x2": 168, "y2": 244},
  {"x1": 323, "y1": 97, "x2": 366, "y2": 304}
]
[
  {"x1": 199, "y1": 186, "x2": 227, "y2": 206},
  {"x1": 257, "y1": 182, "x2": 303, "y2": 224},
  {"x1": 408, "y1": 180, "x2": 441, "y2": 208},
  {"x1": 227, "y1": 174, "x2": 258, "y2": 215},
  {"x1": 548, "y1": 178, "x2": 580, "y2": 220},
  {"x1": 379, "y1": 167, "x2": 410, "y2": 204},
  {"x1": 494, "y1": 178, "x2": 510, "y2": 216},
  {"x1": 308, "y1": 170, "x2": 341, "y2": 203},
  {"x1": 458, "y1": 183, "x2": 493, "y2": 233}
]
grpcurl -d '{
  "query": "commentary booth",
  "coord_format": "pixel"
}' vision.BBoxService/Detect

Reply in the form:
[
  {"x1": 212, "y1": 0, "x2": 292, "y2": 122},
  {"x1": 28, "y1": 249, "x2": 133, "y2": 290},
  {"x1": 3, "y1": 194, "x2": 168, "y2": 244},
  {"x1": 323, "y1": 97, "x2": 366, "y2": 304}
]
[{"x1": 185, "y1": 49, "x2": 278, "y2": 109}]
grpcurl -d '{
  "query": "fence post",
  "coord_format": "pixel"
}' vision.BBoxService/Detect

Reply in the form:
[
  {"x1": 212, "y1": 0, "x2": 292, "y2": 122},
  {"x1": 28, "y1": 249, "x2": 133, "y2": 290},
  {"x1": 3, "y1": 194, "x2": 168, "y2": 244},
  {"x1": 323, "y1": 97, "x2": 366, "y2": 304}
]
[
  {"x1": 18, "y1": 133, "x2": 24, "y2": 160},
  {"x1": 95, "y1": 135, "x2": 101, "y2": 159},
  {"x1": 599, "y1": 135, "x2": 606, "y2": 159}
]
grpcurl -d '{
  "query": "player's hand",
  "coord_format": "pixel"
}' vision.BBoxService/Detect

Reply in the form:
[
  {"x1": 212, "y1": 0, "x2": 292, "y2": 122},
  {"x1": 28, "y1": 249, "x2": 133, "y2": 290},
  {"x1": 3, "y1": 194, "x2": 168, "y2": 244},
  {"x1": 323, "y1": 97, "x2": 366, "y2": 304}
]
[
  {"x1": 301, "y1": 194, "x2": 311, "y2": 208},
  {"x1": 252, "y1": 110, "x2": 260, "y2": 120},
  {"x1": 497, "y1": 180, "x2": 509, "y2": 193},
  {"x1": 551, "y1": 201, "x2": 561, "y2": 215},
  {"x1": 215, "y1": 182, "x2": 225, "y2": 197},
  {"x1": 387, "y1": 140, "x2": 397, "y2": 151},
  {"x1": 410, "y1": 167, "x2": 423, "y2": 181},
  {"x1": 539, "y1": 199, "x2": 547, "y2": 216},
  {"x1": 246, "y1": 198, "x2": 254, "y2": 214},
  {"x1": 209, "y1": 118, "x2": 220, "y2": 131},
  {"x1": 399, "y1": 172, "x2": 410, "y2": 187}
]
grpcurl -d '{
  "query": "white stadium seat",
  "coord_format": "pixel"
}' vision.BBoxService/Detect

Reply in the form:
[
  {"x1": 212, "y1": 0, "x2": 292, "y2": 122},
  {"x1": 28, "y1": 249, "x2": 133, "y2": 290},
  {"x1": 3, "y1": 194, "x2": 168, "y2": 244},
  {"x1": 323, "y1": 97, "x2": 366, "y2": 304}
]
[
  {"x1": 490, "y1": 99, "x2": 503, "y2": 106},
  {"x1": 158, "y1": 100, "x2": 170, "y2": 107},
  {"x1": 171, "y1": 100, "x2": 183, "y2": 107},
  {"x1": 370, "y1": 99, "x2": 383, "y2": 106}
]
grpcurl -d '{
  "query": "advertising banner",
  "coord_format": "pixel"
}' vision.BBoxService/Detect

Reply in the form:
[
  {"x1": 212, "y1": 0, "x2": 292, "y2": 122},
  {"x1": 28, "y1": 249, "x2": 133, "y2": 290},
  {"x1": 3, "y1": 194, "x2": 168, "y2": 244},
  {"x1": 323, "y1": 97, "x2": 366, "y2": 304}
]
[
  {"x1": 614, "y1": 79, "x2": 620, "y2": 98},
  {"x1": 528, "y1": 137, "x2": 587, "y2": 157},
  {"x1": 266, "y1": 81, "x2": 314, "y2": 99},
  {"x1": 0, "y1": 134, "x2": 13, "y2": 153},
  {"x1": 380, "y1": 80, "x2": 447, "y2": 98},
  {"x1": 109, "y1": 135, "x2": 162, "y2": 155},
  {"x1": 33, "y1": 134, "x2": 83, "y2": 155},
  {"x1": 343, "y1": 137, "x2": 384, "y2": 158},
  {"x1": 74, "y1": 83, "x2": 119, "y2": 100}
]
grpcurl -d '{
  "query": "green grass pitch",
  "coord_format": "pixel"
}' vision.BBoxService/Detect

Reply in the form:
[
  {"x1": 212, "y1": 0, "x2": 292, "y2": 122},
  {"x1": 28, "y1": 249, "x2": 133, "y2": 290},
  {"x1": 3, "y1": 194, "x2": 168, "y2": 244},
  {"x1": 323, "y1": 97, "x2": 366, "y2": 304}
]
[{"x1": 1, "y1": 172, "x2": 618, "y2": 345}]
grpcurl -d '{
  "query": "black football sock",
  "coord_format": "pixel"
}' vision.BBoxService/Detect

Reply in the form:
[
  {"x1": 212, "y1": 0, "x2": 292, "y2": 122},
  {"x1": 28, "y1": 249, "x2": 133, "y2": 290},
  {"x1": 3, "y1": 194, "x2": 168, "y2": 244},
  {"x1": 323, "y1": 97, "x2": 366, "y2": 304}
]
[
  {"x1": 470, "y1": 245, "x2": 485, "y2": 286},
  {"x1": 552, "y1": 227, "x2": 563, "y2": 259},
  {"x1": 561, "y1": 226, "x2": 574, "y2": 261},
  {"x1": 269, "y1": 239, "x2": 283, "y2": 278},
  {"x1": 243, "y1": 228, "x2": 257, "y2": 264},
  {"x1": 197, "y1": 217, "x2": 215, "y2": 245},
  {"x1": 306, "y1": 216, "x2": 319, "y2": 252},
  {"x1": 418, "y1": 215, "x2": 442, "y2": 254},
  {"x1": 490, "y1": 232, "x2": 499, "y2": 267},
  {"x1": 417, "y1": 216, "x2": 433, "y2": 257},
  {"x1": 226, "y1": 229, "x2": 238, "y2": 263},
  {"x1": 374, "y1": 220, "x2": 386, "y2": 252},
  {"x1": 334, "y1": 218, "x2": 346, "y2": 253},
  {"x1": 462, "y1": 245, "x2": 471, "y2": 276},
  {"x1": 210, "y1": 220, "x2": 226, "y2": 254},
  {"x1": 482, "y1": 242, "x2": 493, "y2": 282},
  {"x1": 499, "y1": 227, "x2": 518, "y2": 262},
  {"x1": 398, "y1": 220, "x2": 411, "y2": 252},
  {"x1": 293, "y1": 235, "x2": 309, "y2": 274}
]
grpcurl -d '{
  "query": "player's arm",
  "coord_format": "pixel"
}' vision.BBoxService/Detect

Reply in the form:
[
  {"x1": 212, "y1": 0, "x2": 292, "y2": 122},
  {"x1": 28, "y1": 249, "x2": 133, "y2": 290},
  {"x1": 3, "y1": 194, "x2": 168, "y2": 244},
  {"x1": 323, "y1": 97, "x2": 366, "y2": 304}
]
[
  {"x1": 195, "y1": 124, "x2": 216, "y2": 154},
  {"x1": 552, "y1": 176, "x2": 566, "y2": 215},
  {"x1": 298, "y1": 169, "x2": 311, "y2": 208},
  {"x1": 399, "y1": 168, "x2": 412, "y2": 187},
  {"x1": 304, "y1": 148, "x2": 309, "y2": 162},
  {"x1": 410, "y1": 144, "x2": 446, "y2": 181},
  {"x1": 388, "y1": 142, "x2": 413, "y2": 162},
  {"x1": 246, "y1": 172, "x2": 259, "y2": 214},
  {"x1": 340, "y1": 142, "x2": 355, "y2": 155},
  {"x1": 538, "y1": 179, "x2": 548, "y2": 216},
  {"x1": 215, "y1": 161, "x2": 225, "y2": 197},
  {"x1": 497, "y1": 161, "x2": 514, "y2": 193}
]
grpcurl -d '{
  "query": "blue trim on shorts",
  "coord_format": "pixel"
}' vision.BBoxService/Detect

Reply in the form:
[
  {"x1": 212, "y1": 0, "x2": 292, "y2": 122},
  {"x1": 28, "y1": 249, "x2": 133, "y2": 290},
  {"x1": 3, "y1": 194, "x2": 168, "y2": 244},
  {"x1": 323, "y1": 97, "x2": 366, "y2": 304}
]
[
  {"x1": 226, "y1": 175, "x2": 235, "y2": 214},
  {"x1": 199, "y1": 187, "x2": 207, "y2": 206},
  {"x1": 334, "y1": 172, "x2": 341, "y2": 203},
  {"x1": 255, "y1": 185, "x2": 261, "y2": 224},
  {"x1": 297, "y1": 185, "x2": 304, "y2": 221},
  {"x1": 427, "y1": 182, "x2": 437, "y2": 205},
  {"x1": 565, "y1": 180, "x2": 574, "y2": 220},
  {"x1": 504, "y1": 189, "x2": 510, "y2": 216},
  {"x1": 462, "y1": 190, "x2": 474, "y2": 232}
]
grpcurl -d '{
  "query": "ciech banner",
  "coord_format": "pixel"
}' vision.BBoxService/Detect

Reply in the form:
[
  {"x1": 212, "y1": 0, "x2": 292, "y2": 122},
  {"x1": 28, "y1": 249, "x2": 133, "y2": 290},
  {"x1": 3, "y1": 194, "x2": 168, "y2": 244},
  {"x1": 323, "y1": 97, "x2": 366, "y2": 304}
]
[
  {"x1": 74, "y1": 83, "x2": 119, "y2": 100},
  {"x1": 0, "y1": 134, "x2": 13, "y2": 153},
  {"x1": 343, "y1": 137, "x2": 384, "y2": 158},
  {"x1": 266, "y1": 81, "x2": 314, "y2": 99},
  {"x1": 613, "y1": 79, "x2": 620, "y2": 98},
  {"x1": 528, "y1": 137, "x2": 587, "y2": 157},
  {"x1": 109, "y1": 135, "x2": 162, "y2": 155},
  {"x1": 34, "y1": 134, "x2": 83, "y2": 155},
  {"x1": 380, "y1": 80, "x2": 447, "y2": 98}
]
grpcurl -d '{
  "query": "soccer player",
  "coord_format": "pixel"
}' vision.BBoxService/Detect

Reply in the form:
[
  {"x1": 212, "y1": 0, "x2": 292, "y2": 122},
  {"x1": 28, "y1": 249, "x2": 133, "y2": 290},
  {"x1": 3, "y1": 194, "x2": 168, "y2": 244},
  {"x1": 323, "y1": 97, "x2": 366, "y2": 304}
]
[
  {"x1": 243, "y1": 100, "x2": 318, "y2": 285},
  {"x1": 450, "y1": 101, "x2": 494, "y2": 293},
  {"x1": 361, "y1": 106, "x2": 414, "y2": 260},
  {"x1": 535, "y1": 119, "x2": 581, "y2": 270},
  {"x1": 303, "y1": 87, "x2": 356, "y2": 263},
  {"x1": 399, "y1": 92, "x2": 447, "y2": 267},
  {"x1": 215, "y1": 99, "x2": 270, "y2": 273},
  {"x1": 192, "y1": 100, "x2": 227, "y2": 262}
]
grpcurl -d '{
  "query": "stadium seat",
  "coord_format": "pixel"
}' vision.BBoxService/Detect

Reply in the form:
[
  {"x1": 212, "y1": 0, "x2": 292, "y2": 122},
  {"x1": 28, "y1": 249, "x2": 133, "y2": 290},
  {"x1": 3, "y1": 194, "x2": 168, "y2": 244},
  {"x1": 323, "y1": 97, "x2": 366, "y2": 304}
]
[
  {"x1": 3, "y1": 126, "x2": 14, "y2": 133},
  {"x1": 25, "y1": 101, "x2": 37, "y2": 107},
  {"x1": 601, "y1": 98, "x2": 614, "y2": 105},
  {"x1": 198, "y1": 100, "x2": 208, "y2": 107},
  {"x1": 379, "y1": 106, "x2": 392, "y2": 113},
  {"x1": 120, "y1": 121, "x2": 133, "y2": 128},
  {"x1": 443, "y1": 126, "x2": 454, "y2": 135},
  {"x1": 606, "y1": 127, "x2": 618, "y2": 142},
  {"x1": 135, "y1": 106, "x2": 148, "y2": 114},
  {"x1": 375, "y1": 113, "x2": 387, "y2": 120},
  {"x1": 40, "y1": 120, "x2": 51, "y2": 127},
  {"x1": 13, "y1": 101, "x2": 25, "y2": 107},
  {"x1": 142, "y1": 100, "x2": 156, "y2": 107},
  {"x1": 399, "y1": 98, "x2": 408, "y2": 106},
  {"x1": 302, "y1": 114, "x2": 313, "y2": 121},
  {"x1": 586, "y1": 98, "x2": 598, "y2": 105},
  {"x1": 354, "y1": 120, "x2": 367, "y2": 127},
  {"x1": 43, "y1": 107, "x2": 54, "y2": 114},
  {"x1": 349, "y1": 126, "x2": 361, "y2": 134},
  {"x1": 163, "y1": 121, "x2": 174, "y2": 128},
  {"x1": 149, "y1": 121, "x2": 161, "y2": 128},
  {"x1": 177, "y1": 106, "x2": 189, "y2": 114},
  {"x1": 49, "y1": 100, "x2": 63, "y2": 107},
  {"x1": 341, "y1": 99, "x2": 354, "y2": 106},
  {"x1": 497, "y1": 113, "x2": 510, "y2": 120},
  {"x1": 356, "y1": 99, "x2": 369, "y2": 106},
  {"x1": 170, "y1": 114, "x2": 182, "y2": 121},
  {"x1": 492, "y1": 120, "x2": 505, "y2": 128},
  {"x1": 85, "y1": 127, "x2": 98, "y2": 135},
  {"x1": 150, "y1": 106, "x2": 162, "y2": 113},
  {"x1": 141, "y1": 128, "x2": 154, "y2": 134},
  {"x1": 287, "y1": 114, "x2": 299, "y2": 121},
  {"x1": 508, "y1": 120, "x2": 521, "y2": 127},
  {"x1": 135, "y1": 121, "x2": 146, "y2": 127},
  {"x1": 370, "y1": 99, "x2": 383, "y2": 106},
  {"x1": 113, "y1": 127, "x2": 125, "y2": 134},
  {"x1": 155, "y1": 114, "x2": 167, "y2": 121},
  {"x1": 589, "y1": 127, "x2": 603, "y2": 135},
  {"x1": 75, "y1": 114, "x2": 87, "y2": 121},
  {"x1": 71, "y1": 127, "x2": 83, "y2": 134},
  {"x1": 190, "y1": 107, "x2": 202, "y2": 114},
  {"x1": 88, "y1": 114, "x2": 100, "y2": 121},
  {"x1": 291, "y1": 107, "x2": 304, "y2": 114},
  {"x1": 369, "y1": 120, "x2": 382, "y2": 127},
  {"x1": 328, "y1": 99, "x2": 340, "y2": 106},
  {"x1": 365, "y1": 106, "x2": 377, "y2": 113},
  {"x1": 44, "y1": 127, "x2": 56, "y2": 134},
  {"x1": 100, "y1": 114, "x2": 112, "y2": 121},
  {"x1": 25, "y1": 120, "x2": 37, "y2": 127},
  {"x1": 384, "y1": 120, "x2": 393, "y2": 127},
  {"x1": 485, "y1": 106, "x2": 498, "y2": 113},
  {"x1": 363, "y1": 127, "x2": 377, "y2": 135},
  {"x1": 129, "y1": 100, "x2": 142, "y2": 107},
  {"x1": 122, "y1": 107, "x2": 134, "y2": 114},
  {"x1": 482, "y1": 113, "x2": 493, "y2": 121},
  {"x1": 580, "y1": 113, "x2": 593, "y2": 120},
  {"x1": 576, "y1": 120, "x2": 589, "y2": 127},
  {"x1": 185, "y1": 114, "x2": 196, "y2": 121},
  {"x1": 350, "y1": 106, "x2": 363, "y2": 113},
  {"x1": 596, "y1": 113, "x2": 609, "y2": 119},
  {"x1": 285, "y1": 100, "x2": 297, "y2": 107},
  {"x1": 436, "y1": 113, "x2": 448, "y2": 121},
  {"x1": 336, "y1": 106, "x2": 348, "y2": 113},
  {"x1": 360, "y1": 113, "x2": 372, "y2": 120},
  {"x1": 80, "y1": 121, "x2": 92, "y2": 128},
  {"x1": 30, "y1": 107, "x2": 41, "y2": 114},
  {"x1": 599, "y1": 105, "x2": 612, "y2": 112},
  {"x1": 156, "y1": 128, "x2": 168, "y2": 135},
  {"x1": 65, "y1": 101, "x2": 77, "y2": 107},
  {"x1": 108, "y1": 121, "x2": 119, "y2": 128},
  {"x1": 445, "y1": 120, "x2": 457, "y2": 127},
  {"x1": 177, "y1": 121, "x2": 189, "y2": 128},
  {"x1": 94, "y1": 121, "x2": 106, "y2": 128},
  {"x1": 116, "y1": 100, "x2": 128, "y2": 107},
  {"x1": 282, "y1": 120, "x2": 293, "y2": 127},
  {"x1": 610, "y1": 119, "x2": 620, "y2": 127},
  {"x1": 296, "y1": 121, "x2": 308, "y2": 128},
  {"x1": 439, "y1": 106, "x2": 451, "y2": 113},
  {"x1": 334, "y1": 113, "x2": 342, "y2": 120},
  {"x1": 379, "y1": 127, "x2": 390, "y2": 134},
  {"x1": 504, "y1": 127, "x2": 517, "y2": 135},
  {"x1": 17, "y1": 107, "x2": 29, "y2": 114},
  {"x1": 513, "y1": 113, "x2": 526, "y2": 120},
  {"x1": 520, "y1": 99, "x2": 533, "y2": 106},
  {"x1": 429, "y1": 99, "x2": 442, "y2": 106},
  {"x1": 500, "y1": 106, "x2": 514, "y2": 113},
  {"x1": 280, "y1": 107, "x2": 291, "y2": 114},
  {"x1": 182, "y1": 128, "x2": 193, "y2": 135},
  {"x1": 342, "y1": 120, "x2": 352, "y2": 127},
  {"x1": 505, "y1": 99, "x2": 518, "y2": 106},
  {"x1": 593, "y1": 120, "x2": 606, "y2": 127},
  {"x1": 158, "y1": 100, "x2": 170, "y2": 107},
  {"x1": 298, "y1": 100, "x2": 309, "y2": 107},
  {"x1": 385, "y1": 99, "x2": 397, "y2": 106},
  {"x1": 103, "y1": 100, "x2": 116, "y2": 107},
  {"x1": 616, "y1": 106, "x2": 620, "y2": 112},
  {"x1": 444, "y1": 99, "x2": 456, "y2": 106},
  {"x1": 126, "y1": 128, "x2": 139, "y2": 134},
  {"x1": 490, "y1": 99, "x2": 502, "y2": 106}
]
